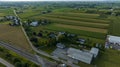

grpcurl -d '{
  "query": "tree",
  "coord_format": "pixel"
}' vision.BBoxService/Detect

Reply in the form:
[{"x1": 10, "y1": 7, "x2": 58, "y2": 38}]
[
  {"x1": 30, "y1": 37, "x2": 38, "y2": 43},
  {"x1": 48, "y1": 38, "x2": 56, "y2": 46},
  {"x1": 15, "y1": 62, "x2": 22, "y2": 67},
  {"x1": 12, "y1": 58, "x2": 21, "y2": 64},
  {"x1": 22, "y1": 62, "x2": 29, "y2": 67},
  {"x1": 38, "y1": 32, "x2": 43, "y2": 37},
  {"x1": 33, "y1": 32, "x2": 37, "y2": 36},
  {"x1": 99, "y1": 13, "x2": 107, "y2": 18}
]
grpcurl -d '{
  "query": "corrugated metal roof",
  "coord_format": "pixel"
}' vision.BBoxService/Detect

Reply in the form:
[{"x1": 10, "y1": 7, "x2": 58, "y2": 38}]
[
  {"x1": 90, "y1": 47, "x2": 99, "y2": 58},
  {"x1": 67, "y1": 48, "x2": 93, "y2": 64},
  {"x1": 108, "y1": 35, "x2": 120, "y2": 43}
]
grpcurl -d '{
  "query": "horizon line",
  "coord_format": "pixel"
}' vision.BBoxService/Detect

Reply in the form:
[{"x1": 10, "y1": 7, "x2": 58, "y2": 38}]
[{"x1": 0, "y1": 0, "x2": 119, "y2": 2}]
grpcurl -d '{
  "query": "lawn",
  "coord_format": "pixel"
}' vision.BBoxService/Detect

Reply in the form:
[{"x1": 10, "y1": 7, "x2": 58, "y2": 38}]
[{"x1": 0, "y1": 24, "x2": 33, "y2": 53}]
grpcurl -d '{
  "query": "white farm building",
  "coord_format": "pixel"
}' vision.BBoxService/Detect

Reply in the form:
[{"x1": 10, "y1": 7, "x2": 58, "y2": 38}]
[{"x1": 105, "y1": 35, "x2": 120, "y2": 50}]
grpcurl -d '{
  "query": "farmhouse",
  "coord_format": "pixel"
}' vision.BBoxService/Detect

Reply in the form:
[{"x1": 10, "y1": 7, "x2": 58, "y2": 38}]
[
  {"x1": 67, "y1": 48, "x2": 93, "y2": 64},
  {"x1": 30, "y1": 21, "x2": 38, "y2": 26},
  {"x1": 56, "y1": 43, "x2": 65, "y2": 49},
  {"x1": 49, "y1": 33, "x2": 56, "y2": 38},
  {"x1": 58, "y1": 32, "x2": 66, "y2": 35},
  {"x1": 105, "y1": 35, "x2": 120, "y2": 50},
  {"x1": 13, "y1": 19, "x2": 20, "y2": 25}
]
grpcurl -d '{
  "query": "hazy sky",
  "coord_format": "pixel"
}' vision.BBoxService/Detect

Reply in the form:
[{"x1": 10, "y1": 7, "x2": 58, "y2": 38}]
[{"x1": 0, "y1": 0, "x2": 119, "y2": 1}]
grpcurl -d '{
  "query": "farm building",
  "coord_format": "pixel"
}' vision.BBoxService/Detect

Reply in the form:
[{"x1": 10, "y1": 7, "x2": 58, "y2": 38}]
[
  {"x1": 67, "y1": 47, "x2": 99, "y2": 64},
  {"x1": 105, "y1": 35, "x2": 120, "y2": 50},
  {"x1": 90, "y1": 47, "x2": 99, "y2": 58},
  {"x1": 30, "y1": 21, "x2": 38, "y2": 26},
  {"x1": 67, "y1": 48, "x2": 93, "y2": 64}
]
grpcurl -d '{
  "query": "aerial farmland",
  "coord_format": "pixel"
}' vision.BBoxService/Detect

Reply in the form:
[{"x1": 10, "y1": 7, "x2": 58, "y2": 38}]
[{"x1": 0, "y1": 1, "x2": 120, "y2": 67}]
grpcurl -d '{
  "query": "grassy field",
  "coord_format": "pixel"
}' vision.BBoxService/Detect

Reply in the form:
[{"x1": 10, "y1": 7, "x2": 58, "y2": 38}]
[
  {"x1": 0, "y1": 13, "x2": 5, "y2": 17},
  {"x1": 93, "y1": 49, "x2": 120, "y2": 67},
  {"x1": 0, "y1": 8, "x2": 14, "y2": 16},
  {"x1": 108, "y1": 16, "x2": 120, "y2": 36},
  {"x1": 77, "y1": 49, "x2": 120, "y2": 67},
  {"x1": 18, "y1": 8, "x2": 43, "y2": 20},
  {"x1": 0, "y1": 23, "x2": 33, "y2": 53}
]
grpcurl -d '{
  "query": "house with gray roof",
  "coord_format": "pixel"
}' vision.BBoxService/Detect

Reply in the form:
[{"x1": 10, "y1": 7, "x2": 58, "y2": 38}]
[
  {"x1": 56, "y1": 43, "x2": 65, "y2": 49},
  {"x1": 30, "y1": 21, "x2": 38, "y2": 26}
]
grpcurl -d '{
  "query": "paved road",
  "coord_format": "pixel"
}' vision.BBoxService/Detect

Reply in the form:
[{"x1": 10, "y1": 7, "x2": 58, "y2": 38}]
[
  {"x1": 0, "y1": 41, "x2": 40, "y2": 65},
  {"x1": 0, "y1": 58, "x2": 14, "y2": 67}
]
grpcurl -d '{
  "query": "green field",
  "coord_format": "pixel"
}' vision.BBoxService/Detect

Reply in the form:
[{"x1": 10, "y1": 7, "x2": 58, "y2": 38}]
[
  {"x1": 108, "y1": 16, "x2": 120, "y2": 36},
  {"x1": 0, "y1": 8, "x2": 14, "y2": 16}
]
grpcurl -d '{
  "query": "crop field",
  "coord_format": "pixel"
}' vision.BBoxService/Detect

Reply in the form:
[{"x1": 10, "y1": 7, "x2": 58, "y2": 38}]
[
  {"x1": 53, "y1": 24, "x2": 107, "y2": 33},
  {"x1": 30, "y1": 11, "x2": 110, "y2": 40},
  {"x1": 0, "y1": 24, "x2": 33, "y2": 52},
  {"x1": 43, "y1": 24, "x2": 106, "y2": 39},
  {"x1": 0, "y1": 13, "x2": 5, "y2": 17},
  {"x1": 41, "y1": 14, "x2": 109, "y2": 24},
  {"x1": 33, "y1": 16, "x2": 109, "y2": 29},
  {"x1": 18, "y1": 9, "x2": 41, "y2": 19},
  {"x1": 108, "y1": 16, "x2": 120, "y2": 36},
  {"x1": 18, "y1": 7, "x2": 45, "y2": 20},
  {"x1": 0, "y1": 8, "x2": 14, "y2": 16}
]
